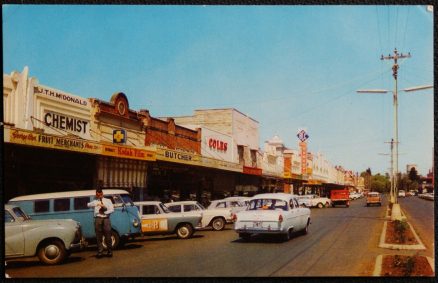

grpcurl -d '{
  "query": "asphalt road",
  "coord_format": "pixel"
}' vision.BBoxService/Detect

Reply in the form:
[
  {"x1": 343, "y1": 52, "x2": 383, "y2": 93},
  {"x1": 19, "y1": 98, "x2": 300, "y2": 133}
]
[
  {"x1": 6, "y1": 196, "x2": 392, "y2": 278},
  {"x1": 397, "y1": 195, "x2": 434, "y2": 258}
]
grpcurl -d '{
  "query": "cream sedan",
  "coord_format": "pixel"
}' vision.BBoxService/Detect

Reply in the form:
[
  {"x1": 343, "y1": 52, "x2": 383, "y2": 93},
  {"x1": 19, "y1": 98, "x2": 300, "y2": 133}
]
[{"x1": 233, "y1": 193, "x2": 311, "y2": 241}]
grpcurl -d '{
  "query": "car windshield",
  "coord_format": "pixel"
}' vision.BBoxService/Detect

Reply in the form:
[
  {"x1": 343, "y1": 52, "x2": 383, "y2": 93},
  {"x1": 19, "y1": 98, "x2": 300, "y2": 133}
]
[
  {"x1": 196, "y1": 203, "x2": 206, "y2": 210},
  {"x1": 120, "y1": 194, "x2": 135, "y2": 206},
  {"x1": 160, "y1": 203, "x2": 170, "y2": 213},
  {"x1": 249, "y1": 199, "x2": 288, "y2": 211},
  {"x1": 12, "y1": 207, "x2": 31, "y2": 220}
]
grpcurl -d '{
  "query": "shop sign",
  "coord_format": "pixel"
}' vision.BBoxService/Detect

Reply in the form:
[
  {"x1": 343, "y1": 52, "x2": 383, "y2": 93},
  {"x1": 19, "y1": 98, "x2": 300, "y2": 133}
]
[
  {"x1": 284, "y1": 172, "x2": 292, "y2": 178},
  {"x1": 44, "y1": 111, "x2": 89, "y2": 135},
  {"x1": 157, "y1": 148, "x2": 201, "y2": 165},
  {"x1": 34, "y1": 85, "x2": 88, "y2": 107},
  {"x1": 113, "y1": 129, "x2": 126, "y2": 144},
  {"x1": 243, "y1": 166, "x2": 262, "y2": 176},
  {"x1": 102, "y1": 144, "x2": 156, "y2": 161},
  {"x1": 208, "y1": 138, "x2": 228, "y2": 152},
  {"x1": 6, "y1": 128, "x2": 156, "y2": 161},
  {"x1": 9, "y1": 128, "x2": 101, "y2": 154},
  {"x1": 300, "y1": 141, "x2": 307, "y2": 175}
]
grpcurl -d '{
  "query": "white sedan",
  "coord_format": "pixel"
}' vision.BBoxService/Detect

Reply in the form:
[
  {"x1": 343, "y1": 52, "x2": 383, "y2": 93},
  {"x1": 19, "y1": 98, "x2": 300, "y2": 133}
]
[
  {"x1": 165, "y1": 201, "x2": 233, "y2": 231},
  {"x1": 296, "y1": 194, "x2": 331, "y2": 208},
  {"x1": 233, "y1": 193, "x2": 311, "y2": 241}
]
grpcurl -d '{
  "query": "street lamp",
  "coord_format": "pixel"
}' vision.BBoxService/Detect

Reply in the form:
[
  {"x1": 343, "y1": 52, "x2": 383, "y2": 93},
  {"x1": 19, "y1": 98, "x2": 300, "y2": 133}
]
[{"x1": 357, "y1": 84, "x2": 433, "y2": 204}]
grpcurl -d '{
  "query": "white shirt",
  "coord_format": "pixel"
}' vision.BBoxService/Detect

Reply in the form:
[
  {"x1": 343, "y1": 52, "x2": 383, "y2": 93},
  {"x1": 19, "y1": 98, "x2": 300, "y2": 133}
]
[{"x1": 87, "y1": 197, "x2": 114, "y2": 217}]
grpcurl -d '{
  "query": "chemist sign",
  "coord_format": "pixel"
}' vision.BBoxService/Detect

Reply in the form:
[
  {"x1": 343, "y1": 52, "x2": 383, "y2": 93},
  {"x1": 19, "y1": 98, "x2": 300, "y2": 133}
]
[{"x1": 297, "y1": 129, "x2": 309, "y2": 142}]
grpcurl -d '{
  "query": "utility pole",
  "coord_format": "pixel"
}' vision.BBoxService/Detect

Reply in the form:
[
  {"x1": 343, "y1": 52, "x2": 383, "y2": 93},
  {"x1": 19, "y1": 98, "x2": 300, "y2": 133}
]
[
  {"x1": 381, "y1": 139, "x2": 394, "y2": 199},
  {"x1": 381, "y1": 48, "x2": 411, "y2": 204}
]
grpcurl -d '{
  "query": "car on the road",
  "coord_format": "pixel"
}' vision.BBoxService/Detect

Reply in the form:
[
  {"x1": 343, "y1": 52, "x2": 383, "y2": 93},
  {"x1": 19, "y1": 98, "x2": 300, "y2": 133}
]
[
  {"x1": 296, "y1": 194, "x2": 331, "y2": 208},
  {"x1": 208, "y1": 198, "x2": 248, "y2": 214},
  {"x1": 366, "y1": 192, "x2": 381, "y2": 206},
  {"x1": 418, "y1": 192, "x2": 434, "y2": 201},
  {"x1": 223, "y1": 196, "x2": 251, "y2": 207},
  {"x1": 165, "y1": 200, "x2": 232, "y2": 231},
  {"x1": 349, "y1": 192, "x2": 362, "y2": 200},
  {"x1": 398, "y1": 190, "x2": 406, "y2": 198},
  {"x1": 135, "y1": 201, "x2": 202, "y2": 239},
  {"x1": 233, "y1": 193, "x2": 311, "y2": 241},
  {"x1": 5, "y1": 204, "x2": 86, "y2": 265}
]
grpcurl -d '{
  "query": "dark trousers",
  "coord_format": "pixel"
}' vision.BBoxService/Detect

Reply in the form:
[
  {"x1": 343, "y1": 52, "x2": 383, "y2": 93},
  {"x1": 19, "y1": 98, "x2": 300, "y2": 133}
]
[{"x1": 95, "y1": 217, "x2": 112, "y2": 253}]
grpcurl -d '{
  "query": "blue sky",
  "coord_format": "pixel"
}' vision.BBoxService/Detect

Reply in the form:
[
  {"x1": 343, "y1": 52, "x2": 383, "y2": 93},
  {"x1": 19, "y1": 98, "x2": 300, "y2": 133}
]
[{"x1": 3, "y1": 5, "x2": 434, "y2": 175}]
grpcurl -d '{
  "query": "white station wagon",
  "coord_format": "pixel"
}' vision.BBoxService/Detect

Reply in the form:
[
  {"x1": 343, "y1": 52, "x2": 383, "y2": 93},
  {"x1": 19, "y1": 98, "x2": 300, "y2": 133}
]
[{"x1": 233, "y1": 193, "x2": 311, "y2": 241}]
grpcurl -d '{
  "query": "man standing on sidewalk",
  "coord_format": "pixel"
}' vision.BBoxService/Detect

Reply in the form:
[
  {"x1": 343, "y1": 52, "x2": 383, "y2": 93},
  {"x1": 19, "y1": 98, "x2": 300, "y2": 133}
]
[{"x1": 88, "y1": 188, "x2": 114, "y2": 258}]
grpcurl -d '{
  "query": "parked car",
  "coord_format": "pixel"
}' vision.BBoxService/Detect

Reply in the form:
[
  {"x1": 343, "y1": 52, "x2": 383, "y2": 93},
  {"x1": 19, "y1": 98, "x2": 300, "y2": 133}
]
[
  {"x1": 8, "y1": 189, "x2": 141, "y2": 249},
  {"x1": 398, "y1": 190, "x2": 406, "y2": 198},
  {"x1": 349, "y1": 192, "x2": 362, "y2": 200},
  {"x1": 233, "y1": 193, "x2": 311, "y2": 241},
  {"x1": 208, "y1": 198, "x2": 248, "y2": 214},
  {"x1": 366, "y1": 192, "x2": 382, "y2": 206},
  {"x1": 296, "y1": 194, "x2": 331, "y2": 208},
  {"x1": 165, "y1": 200, "x2": 232, "y2": 231},
  {"x1": 5, "y1": 204, "x2": 86, "y2": 265},
  {"x1": 134, "y1": 201, "x2": 202, "y2": 239},
  {"x1": 418, "y1": 192, "x2": 434, "y2": 201},
  {"x1": 223, "y1": 196, "x2": 251, "y2": 207}
]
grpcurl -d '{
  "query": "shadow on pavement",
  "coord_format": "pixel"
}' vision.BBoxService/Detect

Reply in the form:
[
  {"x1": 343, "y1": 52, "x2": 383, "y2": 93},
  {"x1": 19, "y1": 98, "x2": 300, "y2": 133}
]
[{"x1": 132, "y1": 234, "x2": 204, "y2": 242}]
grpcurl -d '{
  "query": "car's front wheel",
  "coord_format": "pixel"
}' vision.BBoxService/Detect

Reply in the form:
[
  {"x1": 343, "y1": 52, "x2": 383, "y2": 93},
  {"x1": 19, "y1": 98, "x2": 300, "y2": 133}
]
[
  {"x1": 211, "y1": 217, "x2": 225, "y2": 231},
  {"x1": 37, "y1": 239, "x2": 67, "y2": 265},
  {"x1": 176, "y1": 224, "x2": 194, "y2": 239},
  {"x1": 325, "y1": 202, "x2": 330, "y2": 208}
]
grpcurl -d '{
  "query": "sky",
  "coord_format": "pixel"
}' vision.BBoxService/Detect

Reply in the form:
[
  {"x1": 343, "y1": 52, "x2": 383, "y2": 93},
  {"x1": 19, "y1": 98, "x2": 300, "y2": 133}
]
[{"x1": 3, "y1": 5, "x2": 434, "y2": 176}]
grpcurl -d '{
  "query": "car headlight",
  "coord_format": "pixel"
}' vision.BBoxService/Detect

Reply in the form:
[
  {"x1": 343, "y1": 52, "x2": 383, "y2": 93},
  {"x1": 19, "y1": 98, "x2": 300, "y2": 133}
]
[{"x1": 133, "y1": 218, "x2": 139, "y2": 228}]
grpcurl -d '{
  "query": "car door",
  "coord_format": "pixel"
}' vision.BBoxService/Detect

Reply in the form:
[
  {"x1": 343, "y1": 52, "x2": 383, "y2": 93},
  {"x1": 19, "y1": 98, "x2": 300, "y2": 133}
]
[
  {"x1": 295, "y1": 198, "x2": 308, "y2": 229},
  {"x1": 5, "y1": 210, "x2": 25, "y2": 256},
  {"x1": 140, "y1": 204, "x2": 169, "y2": 233},
  {"x1": 286, "y1": 199, "x2": 301, "y2": 230}
]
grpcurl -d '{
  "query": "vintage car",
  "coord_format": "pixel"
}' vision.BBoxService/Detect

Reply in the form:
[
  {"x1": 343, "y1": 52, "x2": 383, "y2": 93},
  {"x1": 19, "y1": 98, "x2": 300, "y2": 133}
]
[
  {"x1": 207, "y1": 198, "x2": 248, "y2": 214},
  {"x1": 349, "y1": 192, "x2": 363, "y2": 200},
  {"x1": 233, "y1": 193, "x2": 311, "y2": 241},
  {"x1": 165, "y1": 200, "x2": 232, "y2": 231},
  {"x1": 134, "y1": 201, "x2": 202, "y2": 239},
  {"x1": 5, "y1": 204, "x2": 86, "y2": 265},
  {"x1": 366, "y1": 192, "x2": 382, "y2": 206},
  {"x1": 296, "y1": 194, "x2": 331, "y2": 208},
  {"x1": 223, "y1": 196, "x2": 251, "y2": 207},
  {"x1": 8, "y1": 189, "x2": 141, "y2": 249},
  {"x1": 398, "y1": 190, "x2": 406, "y2": 198}
]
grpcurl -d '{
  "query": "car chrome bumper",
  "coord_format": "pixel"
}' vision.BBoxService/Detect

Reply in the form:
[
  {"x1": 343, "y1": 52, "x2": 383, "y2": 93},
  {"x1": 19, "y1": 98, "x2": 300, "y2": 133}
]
[
  {"x1": 70, "y1": 237, "x2": 88, "y2": 251},
  {"x1": 236, "y1": 229, "x2": 284, "y2": 234}
]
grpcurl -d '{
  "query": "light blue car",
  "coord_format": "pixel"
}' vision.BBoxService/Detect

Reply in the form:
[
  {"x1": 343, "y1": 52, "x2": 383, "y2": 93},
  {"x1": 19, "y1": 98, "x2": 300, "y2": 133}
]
[{"x1": 8, "y1": 189, "x2": 141, "y2": 249}]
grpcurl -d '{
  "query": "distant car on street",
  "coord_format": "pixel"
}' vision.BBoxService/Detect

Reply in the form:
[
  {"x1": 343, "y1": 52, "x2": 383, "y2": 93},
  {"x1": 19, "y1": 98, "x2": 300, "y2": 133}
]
[
  {"x1": 165, "y1": 200, "x2": 232, "y2": 231},
  {"x1": 5, "y1": 204, "x2": 85, "y2": 265},
  {"x1": 296, "y1": 194, "x2": 331, "y2": 208},
  {"x1": 349, "y1": 192, "x2": 362, "y2": 200},
  {"x1": 330, "y1": 189, "x2": 350, "y2": 207},
  {"x1": 135, "y1": 201, "x2": 202, "y2": 239},
  {"x1": 366, "y1": 192, "x2": 382, "y2": 206},
  {"x1": 398, "y1": 190, "x2": 406, "y2": 198},
  {"x1": 233, "y1": 193, "x2": 311, "y2": 241}
]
